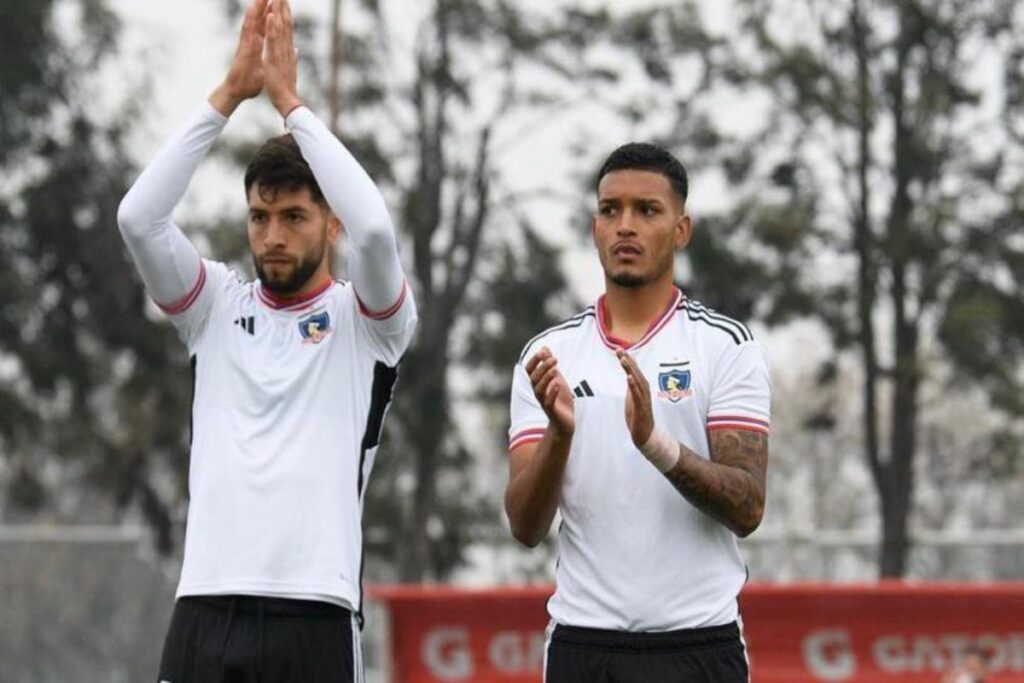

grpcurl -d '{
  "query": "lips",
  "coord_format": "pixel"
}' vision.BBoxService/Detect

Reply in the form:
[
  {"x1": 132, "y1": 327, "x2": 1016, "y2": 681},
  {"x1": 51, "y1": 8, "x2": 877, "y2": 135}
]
[
  {"x1": 612, "y1": 242, "x2": 642, "y2": 257},
  {"x1": 262, "y1": 254, "x2": 294, "y2": 266}
]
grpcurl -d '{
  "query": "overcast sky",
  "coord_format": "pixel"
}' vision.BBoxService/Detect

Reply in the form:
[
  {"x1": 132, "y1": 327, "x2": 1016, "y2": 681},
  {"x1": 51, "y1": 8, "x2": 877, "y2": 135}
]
[{"x1": 102, "y1": 0, "x2": 812, "y2": 368}]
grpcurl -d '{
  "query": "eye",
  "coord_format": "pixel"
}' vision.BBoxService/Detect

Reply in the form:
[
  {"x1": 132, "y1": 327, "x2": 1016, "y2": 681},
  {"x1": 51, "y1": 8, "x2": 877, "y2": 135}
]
[
  {"x1": 640, "y1": 203, "x2": 659, "y2": 216},
  {"x1": 249, "y1": 213, "x2": 268, "y2": 224},
  {"x1": 598, "y1": 205, "x2": 617, "y2": 217}
]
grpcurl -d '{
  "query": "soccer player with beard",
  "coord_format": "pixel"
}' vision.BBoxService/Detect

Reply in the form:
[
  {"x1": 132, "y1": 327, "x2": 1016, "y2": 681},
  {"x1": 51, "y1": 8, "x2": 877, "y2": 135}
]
[
  {"x1": 117, "y1": 1, "x2": 415, "y2": 680},
  {"x1": 506, "y1": 144, "x2": 771, "y2": 682}
]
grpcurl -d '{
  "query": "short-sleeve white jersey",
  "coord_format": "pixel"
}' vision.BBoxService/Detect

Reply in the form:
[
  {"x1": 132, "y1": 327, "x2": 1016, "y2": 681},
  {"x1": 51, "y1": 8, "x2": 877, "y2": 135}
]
[
  {"x1": 509, "y1": 288, "x2": 771, "y2": 631},
  {"x1": 172, "y1": 261, "x2": 415, "y2": 611}
]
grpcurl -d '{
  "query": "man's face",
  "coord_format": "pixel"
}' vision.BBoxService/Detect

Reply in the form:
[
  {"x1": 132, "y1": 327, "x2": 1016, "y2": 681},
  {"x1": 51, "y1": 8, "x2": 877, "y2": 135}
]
[
  {"x1": 593, "y1": 169, "x2": 690, "y2": 288},
  {"x1": 246, "y1": 185, "x2": 340, "y2": 295}
]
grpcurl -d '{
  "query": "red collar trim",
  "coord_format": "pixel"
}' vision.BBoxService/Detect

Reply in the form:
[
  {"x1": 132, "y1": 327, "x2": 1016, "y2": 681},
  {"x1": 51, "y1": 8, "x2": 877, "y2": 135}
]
[
  {"x1": 596, "y1": 288, "x2": 682, "y2": 351},
  {"x1": 258, "y1": 278, "x2": 334, "y2": 311}
]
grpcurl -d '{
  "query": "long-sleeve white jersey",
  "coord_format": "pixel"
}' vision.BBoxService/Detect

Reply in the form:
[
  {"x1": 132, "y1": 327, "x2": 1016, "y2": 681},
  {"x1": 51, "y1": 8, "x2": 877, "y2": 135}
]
[{"x1": 117, "y1": 102, "x2": 417, "y2": 612}]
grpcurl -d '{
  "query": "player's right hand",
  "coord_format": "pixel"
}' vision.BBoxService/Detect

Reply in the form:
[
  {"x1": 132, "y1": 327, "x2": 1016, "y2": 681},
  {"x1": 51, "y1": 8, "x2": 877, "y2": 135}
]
[
  {"x1": 210, "y1": 0, "x2": 269, "y2": 116},
  {"x1": 526, "y1": 347, "x2": 575, "y2": 437}
]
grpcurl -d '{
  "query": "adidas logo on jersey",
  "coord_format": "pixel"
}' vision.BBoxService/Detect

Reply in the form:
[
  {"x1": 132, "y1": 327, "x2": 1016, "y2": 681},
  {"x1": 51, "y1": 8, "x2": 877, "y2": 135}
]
[
  {"x1": 233, "y1": 316, "x2": 255, "y2": 335},
  {"x1": 573, "y1": 380, "x2": 595, "y2": 398}
]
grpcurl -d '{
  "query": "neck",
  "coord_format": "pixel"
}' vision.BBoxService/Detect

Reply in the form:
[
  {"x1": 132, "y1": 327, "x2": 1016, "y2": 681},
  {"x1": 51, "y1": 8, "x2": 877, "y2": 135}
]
[{"x1": 601, "y1": 276, "x2": 677, "y2": 345}]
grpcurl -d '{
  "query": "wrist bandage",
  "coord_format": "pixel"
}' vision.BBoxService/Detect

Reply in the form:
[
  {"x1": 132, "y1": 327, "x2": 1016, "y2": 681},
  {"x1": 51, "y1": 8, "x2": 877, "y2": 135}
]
[{"x1": 639, "y1": 427, "x2": 680, "y2": 473}]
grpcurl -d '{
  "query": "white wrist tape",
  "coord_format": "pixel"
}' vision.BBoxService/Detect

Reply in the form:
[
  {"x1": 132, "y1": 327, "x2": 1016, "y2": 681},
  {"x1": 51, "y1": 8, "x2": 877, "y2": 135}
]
[{"x1": 639, "y1": 427, "x2": 680, "y2": 473}]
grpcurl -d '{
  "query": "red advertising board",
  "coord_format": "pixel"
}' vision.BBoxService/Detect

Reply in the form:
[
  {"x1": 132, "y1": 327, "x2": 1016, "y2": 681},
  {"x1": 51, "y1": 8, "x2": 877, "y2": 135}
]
[{"x1": 368, "y1": 582, "x2": 1024, "y2": 682}]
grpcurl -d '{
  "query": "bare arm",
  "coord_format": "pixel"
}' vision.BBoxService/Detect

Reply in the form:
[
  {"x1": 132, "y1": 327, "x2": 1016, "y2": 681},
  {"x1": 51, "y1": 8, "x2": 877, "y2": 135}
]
[
  {"x1": 504, "y1": 348, "x2": 575, "y2": 547},
  {"x1": 664, "y1": 429, "x2": 767, "y2": 537},
  {"x1": 618, "y1": 348, "x2": 768, "y2": 537}
]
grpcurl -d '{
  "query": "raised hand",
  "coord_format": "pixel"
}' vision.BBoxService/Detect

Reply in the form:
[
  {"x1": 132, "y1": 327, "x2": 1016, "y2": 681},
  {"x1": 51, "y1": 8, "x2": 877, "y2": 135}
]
[
  {"x1": 209, "y1": 0, "x2": 269, "y2": 116},
  {"x1": 264, "y1": 0, "x2": 303, "y2": 117},
  {"x1": 617, "y1": 348, "x2": 654, "y2": 448},
  {"x1": 526, "y1": 347, "x2": 575, "y2": 438}
]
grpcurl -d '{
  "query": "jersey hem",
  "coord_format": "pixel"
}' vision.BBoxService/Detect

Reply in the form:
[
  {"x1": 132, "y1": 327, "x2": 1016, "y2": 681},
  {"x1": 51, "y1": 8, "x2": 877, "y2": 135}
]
[
  {"x1": 356, "y1": 279, "x2": 408, "y2": 320},
  {"x1": 155, "y1": 259, "x2": 206, "y2": 315},
  {"x1": 707, "y1": 414, "x2": 770, "y2": 434},
  {"x1": 509, "y1": 426, "x2": 547, "y2": 451},
  {"x1": 176, "y1": 579, "x2": 357, "y2": 609}
]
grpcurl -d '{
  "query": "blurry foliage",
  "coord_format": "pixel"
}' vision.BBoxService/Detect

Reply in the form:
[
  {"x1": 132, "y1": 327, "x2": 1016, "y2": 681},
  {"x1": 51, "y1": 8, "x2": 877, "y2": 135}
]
[
  {"x1": 3, "y1": 0, "x2": 1021, "y2": 583},
  {"x1": 0, "y1": 0, "x2": 189, "y2": 552},
  {"x1": 601, "y1": 0, "x2": 1024, "y2": 576}
]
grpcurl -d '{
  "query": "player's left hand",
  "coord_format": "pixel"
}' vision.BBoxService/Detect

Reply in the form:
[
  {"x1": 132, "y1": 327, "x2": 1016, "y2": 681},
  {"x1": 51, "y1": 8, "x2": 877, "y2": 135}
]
[
  {"x1": 264, "y1": 0, "x2": 303, "y2": 117},
  {"x1": 209, "y1": 0, "x2": 269, "y2": 117},
  {"x1": 617, "y1": 348, "x2": 654, "y2": 448}
]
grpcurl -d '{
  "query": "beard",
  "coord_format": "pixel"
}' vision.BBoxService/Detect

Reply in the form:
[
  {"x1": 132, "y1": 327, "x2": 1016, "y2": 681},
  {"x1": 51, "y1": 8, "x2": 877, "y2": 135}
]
[
  {"x1": 609, "y1": 271, "x2": 649, "y2": 288},
  {"x1": 254, "y1": 242, "x2": 326, "y2": 295},
  {"x1": 606, "y1": 250, "x2": 675, "y2": 289}
]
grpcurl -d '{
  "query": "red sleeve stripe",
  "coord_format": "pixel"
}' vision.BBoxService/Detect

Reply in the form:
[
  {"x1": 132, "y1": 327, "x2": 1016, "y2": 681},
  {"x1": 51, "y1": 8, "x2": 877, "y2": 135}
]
[
  {"x1": 357, "y1": 280, "x2": 408, "y2": 320},
  {"x1": 155, "y1": 261, "x2": 206, "y2": 315},
  {"x1": 708, "y1": 422, "x2": 770, "y2": 434},
  {"x1": 509, "y1": 427, "x2": 547, "y2": 451},
  {"x1": 708, "y1": 414, "x2": 769, "y2": 427},
  {"x1": 707, "y1": 414, "x2": 770, "y2": 434}
]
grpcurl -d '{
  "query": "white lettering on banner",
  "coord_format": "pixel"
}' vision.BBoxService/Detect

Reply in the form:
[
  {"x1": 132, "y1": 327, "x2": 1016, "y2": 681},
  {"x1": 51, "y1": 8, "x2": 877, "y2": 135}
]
[
  {"x1": 489, "y1": 631, "x2": 546, "y2": 673},
  {"x1": 874, "y1": 635, "x2": 946, "y2": 673},
  {"x1": 423, "y1": 627, "x2": 473, "y2": 681},
  {"x1": 803, "y1": 629, "x2": 856, "y2": 681},
  {"x1": 874, "y1": 634, "x2": 1024, "y2": 674}
]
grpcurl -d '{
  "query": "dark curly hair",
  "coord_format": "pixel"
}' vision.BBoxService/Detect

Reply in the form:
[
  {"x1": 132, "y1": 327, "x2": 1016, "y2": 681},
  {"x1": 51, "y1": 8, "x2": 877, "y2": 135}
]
[{"x1": 244, "y1": 134, "x2": 326, "y2": 205}]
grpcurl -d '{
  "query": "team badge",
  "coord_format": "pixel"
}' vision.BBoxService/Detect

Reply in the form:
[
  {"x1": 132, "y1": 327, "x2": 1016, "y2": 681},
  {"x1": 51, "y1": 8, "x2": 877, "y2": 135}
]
[
  {"x1": 298, "y1": 311, "x2": 332, "y2": 344},
  {"x1": 657, "y1": 368, "x2": 693, "y2": 402}
]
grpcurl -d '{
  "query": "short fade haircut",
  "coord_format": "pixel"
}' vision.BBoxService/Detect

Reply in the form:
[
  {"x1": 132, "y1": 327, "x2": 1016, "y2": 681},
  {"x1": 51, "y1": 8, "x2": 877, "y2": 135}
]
[
  {"x1": 596, "y1": 142, "x2": 689, "y2": 205},
  {"x1": 244, "y1": 134, "x2": 326, "y2": 205}
]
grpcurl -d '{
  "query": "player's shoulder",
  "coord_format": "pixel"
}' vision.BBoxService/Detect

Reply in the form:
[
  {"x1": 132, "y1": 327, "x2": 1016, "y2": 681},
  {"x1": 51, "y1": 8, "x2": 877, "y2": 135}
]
[
  {"x1": 517, "y1": 306, "x2": 597, "y2": 364},
  {"x1": 198, "y1": 259, "x2": 250, "y2": 298},
  {"x1": 676, "y1": 296, "x2": 755, "y2": 347}
]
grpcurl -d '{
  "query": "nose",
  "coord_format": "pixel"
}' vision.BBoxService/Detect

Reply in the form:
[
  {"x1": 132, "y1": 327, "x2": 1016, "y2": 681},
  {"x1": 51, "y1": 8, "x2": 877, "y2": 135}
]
[
  {"x1": 616, "y1": 208, "x2": 639, "y2": 236},
  {"x1": 263, "y1": 217, "x2": 288, "y2": 249}
]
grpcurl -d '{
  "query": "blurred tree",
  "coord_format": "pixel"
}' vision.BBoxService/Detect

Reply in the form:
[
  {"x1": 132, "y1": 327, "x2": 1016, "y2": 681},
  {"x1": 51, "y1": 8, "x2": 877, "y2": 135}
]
[
  {"x1": 605, "y1": 0, "x2": 1024, "y2": 576},
  {"x1": 0, "y1": 0, "x2": 190, "y2": 551}
]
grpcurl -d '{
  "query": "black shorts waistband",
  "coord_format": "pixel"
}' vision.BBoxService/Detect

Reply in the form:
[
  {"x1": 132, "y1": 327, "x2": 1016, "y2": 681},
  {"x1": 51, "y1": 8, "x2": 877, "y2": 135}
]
[
  {"x1": 179, "y1": 595, "x2": 350, "y2": 619},
  {"x1": 551, "y1": 622, "x2": 740, "y2": 652}
]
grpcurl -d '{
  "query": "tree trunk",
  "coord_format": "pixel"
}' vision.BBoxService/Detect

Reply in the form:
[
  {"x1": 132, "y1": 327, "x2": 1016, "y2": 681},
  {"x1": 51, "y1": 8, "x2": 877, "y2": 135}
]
[
  {"x1": 399, "y1": 303, "x2": 454, "y2": 580},
  {"x1": 851, "y1": 0, "x2": 883, "y2": 502},
  {"x1": 877, "y1": 5, "x2": 919, "y2": 577}
]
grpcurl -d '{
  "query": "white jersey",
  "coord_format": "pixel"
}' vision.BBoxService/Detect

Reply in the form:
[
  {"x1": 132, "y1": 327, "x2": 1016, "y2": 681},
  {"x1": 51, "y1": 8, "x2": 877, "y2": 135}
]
[
  {"x1": 509, "y1": 288, "x2": 771, "y2": 631},
  {"x1": 117, "y1": 102, "x2": 417, "y2": 612},
  {"x1": 169, "y1": 264, "x2": 414, "y2": 610}
]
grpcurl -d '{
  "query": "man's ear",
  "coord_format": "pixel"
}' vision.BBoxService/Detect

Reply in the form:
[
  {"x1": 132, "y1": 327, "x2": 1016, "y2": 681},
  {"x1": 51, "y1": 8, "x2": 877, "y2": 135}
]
[
  {"x1": 327, "y1": 213, "x2": 343, "y2": 245},
  {"x1": 676, "y1": 212, "x2": 692, "y2": 250}
]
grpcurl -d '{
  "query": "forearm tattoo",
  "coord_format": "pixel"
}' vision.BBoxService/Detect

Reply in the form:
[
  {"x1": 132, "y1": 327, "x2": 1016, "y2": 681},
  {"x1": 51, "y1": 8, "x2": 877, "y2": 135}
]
[{"x1": 664, "y1": 429, "x2": 768, "y2": 537}]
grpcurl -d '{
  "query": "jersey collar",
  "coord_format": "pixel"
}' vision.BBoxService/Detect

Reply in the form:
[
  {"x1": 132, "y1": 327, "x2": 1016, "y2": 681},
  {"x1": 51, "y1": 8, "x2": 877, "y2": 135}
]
[
  {"x1": 257, "y1": 278, "x2": 334, "y2": 312},
  {"x1": 596, "y1": 287, "x2": 682, "y2": 351}
]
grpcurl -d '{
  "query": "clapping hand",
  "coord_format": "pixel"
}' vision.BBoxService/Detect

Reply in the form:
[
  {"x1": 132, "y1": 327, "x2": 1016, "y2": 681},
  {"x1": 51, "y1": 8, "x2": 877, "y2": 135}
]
[
  {"x1": 209, "y1": 0, "x2": 269, "y2": 116},
  {"x1": 526, "y1": 347, "x2": 575, "y2": 438}
]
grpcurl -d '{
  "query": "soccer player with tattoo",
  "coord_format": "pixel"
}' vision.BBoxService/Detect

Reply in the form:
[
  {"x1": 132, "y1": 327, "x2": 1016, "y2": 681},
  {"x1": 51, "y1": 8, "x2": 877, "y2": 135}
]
[
  {"x1": 117, "y1": 1, "x2": 415, "y2": 680},
  {"x1": 506, "y1": 143, "x2": 770, "y2": 682}
]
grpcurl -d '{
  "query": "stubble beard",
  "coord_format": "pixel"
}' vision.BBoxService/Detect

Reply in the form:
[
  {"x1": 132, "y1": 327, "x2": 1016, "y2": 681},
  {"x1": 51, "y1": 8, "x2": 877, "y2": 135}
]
[
  {"x1": 254, "y1": 241, "x2": 326, "y2": 296},
  {"x1": 606, "y1": 250, "x2": 675, "y2": 289}
]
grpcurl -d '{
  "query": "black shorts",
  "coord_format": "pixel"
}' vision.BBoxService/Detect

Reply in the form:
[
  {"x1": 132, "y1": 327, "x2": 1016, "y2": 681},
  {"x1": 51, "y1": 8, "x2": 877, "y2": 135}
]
[
  {"x1": 157, "y1": 595, "x2": 362, "y2": 683},
  {"x1": 545, "y1": 621, "x2": 749, "y2": 683}
]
